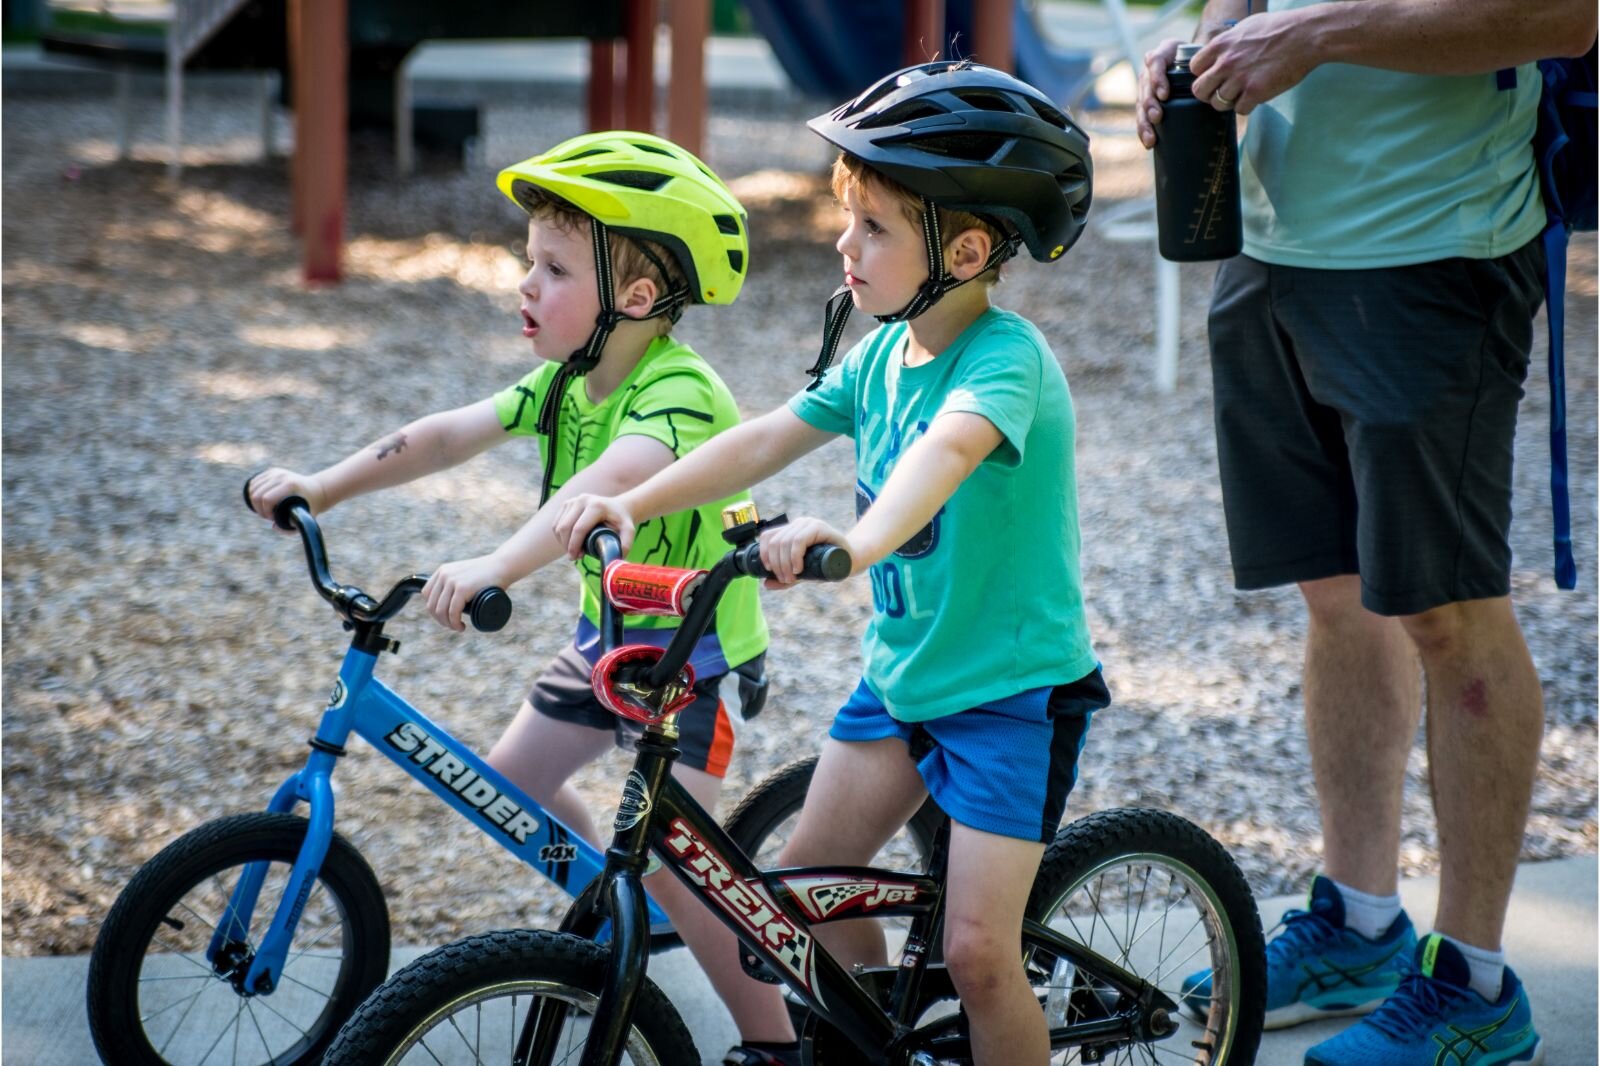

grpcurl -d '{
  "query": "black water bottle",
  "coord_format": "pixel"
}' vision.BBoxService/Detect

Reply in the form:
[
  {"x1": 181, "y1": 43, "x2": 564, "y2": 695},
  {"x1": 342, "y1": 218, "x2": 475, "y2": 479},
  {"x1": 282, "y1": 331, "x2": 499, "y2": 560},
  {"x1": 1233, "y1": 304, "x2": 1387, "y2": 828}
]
[{"x1": 1153, "y1": 43, "x2": 1243, "y2": 262}]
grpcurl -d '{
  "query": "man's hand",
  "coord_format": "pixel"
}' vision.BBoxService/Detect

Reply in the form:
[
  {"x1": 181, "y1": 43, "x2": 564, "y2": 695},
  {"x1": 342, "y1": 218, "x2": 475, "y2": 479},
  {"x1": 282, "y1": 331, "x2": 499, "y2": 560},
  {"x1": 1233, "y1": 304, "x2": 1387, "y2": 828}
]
[
  {"x1": 1137, "y1": 37, "x2": 1188, "y2": 149},
  {"x1": 553, "y1": 494, "x2": 638, "y2": 559},
  {"x1": 423, "y1": 554, "x2": 512, "y2": 632},
  {"x1": 757, "y1": 517, "x2": 852, "y2": 590},
  {"x1": 1189, "y1": 10, "x2": 1319, "y2": 116},
  {"x1": 246, "y1": 468, "x2": 329, "y2": 526}
]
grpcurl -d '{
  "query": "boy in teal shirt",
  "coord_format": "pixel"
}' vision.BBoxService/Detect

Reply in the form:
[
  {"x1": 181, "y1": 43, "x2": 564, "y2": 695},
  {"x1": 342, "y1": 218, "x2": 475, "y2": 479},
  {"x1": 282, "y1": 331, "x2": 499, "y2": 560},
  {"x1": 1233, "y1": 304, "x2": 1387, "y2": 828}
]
[
  {"x1": 247, "y1": 131, "x2": 792, "y2": 1054},
  {"x1": 557, "y1": 63, "x2": 1106, "y2": 1066}
]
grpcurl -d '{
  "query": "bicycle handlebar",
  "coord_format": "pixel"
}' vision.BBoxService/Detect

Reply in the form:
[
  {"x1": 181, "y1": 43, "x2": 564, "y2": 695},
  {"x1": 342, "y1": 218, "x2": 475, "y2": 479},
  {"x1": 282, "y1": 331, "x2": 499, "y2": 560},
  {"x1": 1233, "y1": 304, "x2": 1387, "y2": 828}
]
[
  {"x1": 584, "y1": 524, "x2": 849, "y2": 690},
  {"x1": 243, "y1": 477, "x2": 512, "y2": 633}
]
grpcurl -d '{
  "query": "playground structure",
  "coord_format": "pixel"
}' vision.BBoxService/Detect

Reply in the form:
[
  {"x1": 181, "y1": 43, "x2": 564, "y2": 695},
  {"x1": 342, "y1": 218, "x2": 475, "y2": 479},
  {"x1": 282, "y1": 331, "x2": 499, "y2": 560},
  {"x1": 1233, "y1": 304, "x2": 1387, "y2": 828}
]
[{"x1": 38, "y1": 0, "x2": 1192, "y2": 384}]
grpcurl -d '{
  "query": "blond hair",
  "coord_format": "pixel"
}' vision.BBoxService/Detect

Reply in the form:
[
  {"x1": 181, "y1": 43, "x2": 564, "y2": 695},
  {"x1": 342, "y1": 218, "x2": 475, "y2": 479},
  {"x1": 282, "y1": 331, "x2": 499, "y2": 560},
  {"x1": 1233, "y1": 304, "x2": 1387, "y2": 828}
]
[{"x1": 830, "y1": 153, "x2": 1007, "y2": 283}]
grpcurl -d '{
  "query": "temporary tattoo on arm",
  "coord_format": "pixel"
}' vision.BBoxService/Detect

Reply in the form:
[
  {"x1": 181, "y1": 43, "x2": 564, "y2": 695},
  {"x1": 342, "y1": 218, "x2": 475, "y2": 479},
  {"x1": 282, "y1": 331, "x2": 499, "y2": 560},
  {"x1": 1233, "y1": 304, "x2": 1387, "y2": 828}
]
[{"x1": 374, "y1": 432, "x2": 409, "y2": 460}]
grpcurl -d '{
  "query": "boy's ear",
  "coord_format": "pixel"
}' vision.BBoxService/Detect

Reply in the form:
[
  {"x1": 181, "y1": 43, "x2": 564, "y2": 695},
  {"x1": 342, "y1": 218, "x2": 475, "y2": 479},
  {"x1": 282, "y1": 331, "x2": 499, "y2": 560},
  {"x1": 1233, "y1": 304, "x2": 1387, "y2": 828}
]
[
  {"x1": 617, "y1": 275, "x2": 659, "y2": 319},
  {"x1": 946, "y1": 227, "x2": 993, "y2": 282}
]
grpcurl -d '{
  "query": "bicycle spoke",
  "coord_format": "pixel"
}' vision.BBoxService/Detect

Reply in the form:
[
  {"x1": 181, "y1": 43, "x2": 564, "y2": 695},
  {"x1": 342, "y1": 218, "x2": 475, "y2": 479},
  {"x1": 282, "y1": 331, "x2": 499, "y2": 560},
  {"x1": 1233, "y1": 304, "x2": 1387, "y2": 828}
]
[
  {"x1": 275, "y1": 966, "x2": 335, "y2": 999},
  {"x1": 415, "y1": 1034, "x2": 449, "y2": 1065},
  {"x1": 248, "y1": 985, "x2": 316, "y2": 1039},
  {"x1": 153, "y1": 980, "x2": 210, "y2": 1055}
]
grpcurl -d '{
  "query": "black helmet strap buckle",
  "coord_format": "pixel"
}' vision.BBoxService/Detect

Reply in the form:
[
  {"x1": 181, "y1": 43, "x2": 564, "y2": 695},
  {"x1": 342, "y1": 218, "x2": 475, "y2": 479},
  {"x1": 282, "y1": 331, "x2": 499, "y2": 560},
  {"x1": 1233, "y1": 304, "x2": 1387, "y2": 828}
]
[{"x1": 804, "y1": 198, "x2": 1020, "y2": 391}]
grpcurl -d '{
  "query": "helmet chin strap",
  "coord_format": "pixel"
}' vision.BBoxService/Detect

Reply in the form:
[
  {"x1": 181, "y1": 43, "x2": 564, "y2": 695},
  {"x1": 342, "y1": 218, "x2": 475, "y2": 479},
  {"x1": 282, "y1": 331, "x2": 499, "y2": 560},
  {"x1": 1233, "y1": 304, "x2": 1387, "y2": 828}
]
[
  {"x1": 537, "y1": 220, "x2": 689, "y2": 505},
  {"x1": 805, "y1": 197, "x2": 1019, "y2": 390}
]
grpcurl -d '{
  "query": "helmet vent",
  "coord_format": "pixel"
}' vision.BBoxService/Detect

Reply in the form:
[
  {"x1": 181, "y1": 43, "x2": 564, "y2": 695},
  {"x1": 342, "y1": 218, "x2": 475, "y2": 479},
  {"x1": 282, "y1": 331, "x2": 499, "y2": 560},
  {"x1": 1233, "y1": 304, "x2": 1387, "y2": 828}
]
[
  {"x1": 858, "y1": 101, "x2": 945, "y2": 129},
  {"x1": 954, "y1": 91, "x2": 1017, "y2": 113},
  {"x1": 633, "y1": 143, "x2": 677, "y2": 158},
  {"x1": 727, "y1": 249, "x2": 745, "y2": 273},
  {"x1": 1025, "y1": 98, "x2": 1071, "y2": 128},
  {"x1": 593, "y1": 170, "x2": 672, "y2": 191},
  {"x1": 915, "y1": 133, "x2": 1005, "y2": 162},
  {"x1": 713, "y1": 213, "x2": 741, "y2": 236},
  {"x1": 560, "y1": 147, "x2": 609, "y2": 161}
]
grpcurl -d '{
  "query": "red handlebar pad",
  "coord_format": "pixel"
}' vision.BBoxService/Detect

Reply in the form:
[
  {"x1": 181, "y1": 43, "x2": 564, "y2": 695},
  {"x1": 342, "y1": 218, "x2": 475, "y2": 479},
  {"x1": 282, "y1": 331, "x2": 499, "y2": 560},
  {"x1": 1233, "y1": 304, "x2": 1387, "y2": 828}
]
[
  {"x1": 592, "y1": 644, "x2": 698, "y2": 723},
  {"x1": 603, "y1": 561, "x2": 708, "y2": 617}
]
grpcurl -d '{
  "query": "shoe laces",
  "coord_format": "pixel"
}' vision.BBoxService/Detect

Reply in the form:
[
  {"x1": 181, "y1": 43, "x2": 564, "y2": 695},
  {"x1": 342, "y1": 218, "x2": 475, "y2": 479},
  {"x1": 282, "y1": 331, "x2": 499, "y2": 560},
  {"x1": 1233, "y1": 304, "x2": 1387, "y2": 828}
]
[
  {"x1": 1266, "y1": 906, "x2": 1341, "y2": 964},
  {"x1": 1365, "y1": 971, "x2": 1471, "y2": 1040}
]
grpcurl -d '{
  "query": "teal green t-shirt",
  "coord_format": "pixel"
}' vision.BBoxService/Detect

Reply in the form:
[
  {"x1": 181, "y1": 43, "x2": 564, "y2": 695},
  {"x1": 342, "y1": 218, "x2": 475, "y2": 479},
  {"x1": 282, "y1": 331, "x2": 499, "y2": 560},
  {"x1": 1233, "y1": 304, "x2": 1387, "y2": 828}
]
[
  {"x1": 788, "y1": 308, "x2": 1098, "y2": 722},
  {"x1": 493, "y1": 335, "x2": 768, "y2": 672},
  {"x1": 1241, "y1": 0, "x2": 1545, "y2": 268}
]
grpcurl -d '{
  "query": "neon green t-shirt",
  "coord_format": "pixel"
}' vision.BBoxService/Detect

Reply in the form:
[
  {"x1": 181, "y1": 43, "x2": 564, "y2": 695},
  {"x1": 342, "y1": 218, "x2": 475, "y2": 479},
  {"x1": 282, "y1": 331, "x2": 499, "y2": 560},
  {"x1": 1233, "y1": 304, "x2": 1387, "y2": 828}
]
[
  {"x1": 788, "y1": 308, "x2": 1098, "y2": 721},
  {"x1": 493, "y1": 335, "x2": 767, "y2": 673}
]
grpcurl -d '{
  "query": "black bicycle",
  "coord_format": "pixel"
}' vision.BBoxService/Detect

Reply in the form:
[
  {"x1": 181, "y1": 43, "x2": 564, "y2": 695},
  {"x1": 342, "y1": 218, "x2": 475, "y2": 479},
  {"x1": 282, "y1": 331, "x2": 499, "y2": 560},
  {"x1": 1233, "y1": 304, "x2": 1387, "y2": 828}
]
[{"x1": 323, "y1": 515, "x2": 1267, "y2": 1065}]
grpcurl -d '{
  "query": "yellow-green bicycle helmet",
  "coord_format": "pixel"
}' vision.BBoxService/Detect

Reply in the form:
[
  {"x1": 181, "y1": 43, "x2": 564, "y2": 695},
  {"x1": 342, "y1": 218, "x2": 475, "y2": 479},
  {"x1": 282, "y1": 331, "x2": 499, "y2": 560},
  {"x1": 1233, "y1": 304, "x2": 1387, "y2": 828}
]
[
  {"x1": 497, "y1": 130, "x2": 749, "y2": 308},
  {"x1": 495, "y1": 131, "x2": 749, "y2": 506}
]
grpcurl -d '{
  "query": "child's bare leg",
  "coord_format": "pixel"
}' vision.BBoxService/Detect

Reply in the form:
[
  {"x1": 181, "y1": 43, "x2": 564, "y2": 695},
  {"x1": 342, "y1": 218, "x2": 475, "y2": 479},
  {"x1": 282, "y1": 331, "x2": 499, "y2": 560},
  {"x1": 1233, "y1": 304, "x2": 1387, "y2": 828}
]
[
  {"x1": 944, "y1": 822, "x2": 1049, "y2": 1066},
  {"x1": 487, "y1": 700, "x2": 613, "y2": 844},
  {"x1": 645, "y1": 765, "x2": 797, "y2": 1042},
  {"x1": 777, "y1": 737, "x2": 929, "y2": 969}
]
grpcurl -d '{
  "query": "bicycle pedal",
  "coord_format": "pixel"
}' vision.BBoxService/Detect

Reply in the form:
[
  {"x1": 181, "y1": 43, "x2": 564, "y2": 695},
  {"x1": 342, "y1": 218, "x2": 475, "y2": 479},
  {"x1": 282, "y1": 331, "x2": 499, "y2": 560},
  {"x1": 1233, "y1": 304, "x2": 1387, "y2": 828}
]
[{"x1": 739, "y1": 947, "x2": 781, "y2": 983}]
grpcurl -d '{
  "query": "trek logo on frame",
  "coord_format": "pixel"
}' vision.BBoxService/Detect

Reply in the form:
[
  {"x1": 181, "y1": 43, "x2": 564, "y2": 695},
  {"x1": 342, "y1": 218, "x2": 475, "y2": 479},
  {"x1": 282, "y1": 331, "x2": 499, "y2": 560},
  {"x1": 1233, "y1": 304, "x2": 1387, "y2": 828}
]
[{"x1": 383, "y1": 722, "x2": 540, "y2": 845}]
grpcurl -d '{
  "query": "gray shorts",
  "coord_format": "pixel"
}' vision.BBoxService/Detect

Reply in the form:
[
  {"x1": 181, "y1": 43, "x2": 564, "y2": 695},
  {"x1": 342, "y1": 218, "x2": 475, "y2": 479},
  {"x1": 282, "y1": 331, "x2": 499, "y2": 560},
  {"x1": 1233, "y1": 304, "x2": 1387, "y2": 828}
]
[
  {"x1": 1206, "y1": 240, "x2": 1545, "y2": 616},
  {"x1": 529, "y1": 645, "x2": 766, "y2": 778}
]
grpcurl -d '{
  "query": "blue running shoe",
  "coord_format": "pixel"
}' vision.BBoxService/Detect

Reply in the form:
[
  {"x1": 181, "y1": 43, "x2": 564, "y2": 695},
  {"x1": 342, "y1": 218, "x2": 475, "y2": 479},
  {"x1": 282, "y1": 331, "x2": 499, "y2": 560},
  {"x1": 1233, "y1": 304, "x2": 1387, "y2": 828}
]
[
  {"x1": 1180, "y1": 875, "x2": 1416, "y2": 1029},
  {"x1": 1304, "y1": 934, "x2": 1543, "y2": 1065}
]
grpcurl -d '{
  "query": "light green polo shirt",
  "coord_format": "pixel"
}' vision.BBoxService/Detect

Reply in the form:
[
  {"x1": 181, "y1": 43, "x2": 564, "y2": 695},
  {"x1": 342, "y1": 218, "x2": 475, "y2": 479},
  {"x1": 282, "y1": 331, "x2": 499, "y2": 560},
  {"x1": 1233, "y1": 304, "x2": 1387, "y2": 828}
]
[
  {"x1": 1241, "y1": 0, "x2": 1545, "y2": 268},
  {"x1": 494, "y1": 335, "x2": 767, "y2": 672}
]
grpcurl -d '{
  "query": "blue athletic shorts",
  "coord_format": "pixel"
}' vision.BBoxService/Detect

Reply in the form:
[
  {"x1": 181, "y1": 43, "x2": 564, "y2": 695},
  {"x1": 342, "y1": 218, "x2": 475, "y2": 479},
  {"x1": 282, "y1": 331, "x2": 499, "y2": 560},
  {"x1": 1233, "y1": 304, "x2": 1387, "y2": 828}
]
[{"x1": 828, "y1": 669, "x2": 1109, "y2": 843}]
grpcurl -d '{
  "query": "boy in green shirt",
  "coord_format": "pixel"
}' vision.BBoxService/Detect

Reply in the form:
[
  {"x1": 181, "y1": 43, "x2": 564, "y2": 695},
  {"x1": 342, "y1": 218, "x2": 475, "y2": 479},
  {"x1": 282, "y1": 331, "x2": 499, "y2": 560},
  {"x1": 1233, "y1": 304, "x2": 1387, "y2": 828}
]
[
  {"x1": 247, "y1": 131, "x2": 790, "y2": 1055},
  {"x1": 557, "y1": 64, "x2": 1107, "y2": 1066}
]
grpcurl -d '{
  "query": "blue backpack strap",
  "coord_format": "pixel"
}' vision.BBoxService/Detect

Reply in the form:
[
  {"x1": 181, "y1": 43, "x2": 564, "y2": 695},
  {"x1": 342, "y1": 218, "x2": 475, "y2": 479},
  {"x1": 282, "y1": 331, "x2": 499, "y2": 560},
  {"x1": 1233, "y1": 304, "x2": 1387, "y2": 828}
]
[{"x1": 1541, "y1": 219, "x2": 1577, "y2": 590}]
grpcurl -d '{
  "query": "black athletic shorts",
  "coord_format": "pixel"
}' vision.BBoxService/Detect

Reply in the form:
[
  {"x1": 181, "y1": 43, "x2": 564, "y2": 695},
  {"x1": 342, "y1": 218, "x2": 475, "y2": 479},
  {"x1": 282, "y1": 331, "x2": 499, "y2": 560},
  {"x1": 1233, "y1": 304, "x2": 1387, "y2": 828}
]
[
  {"x1": 1206, "y1": 239, "x2": 1545, "y2": 616},
  {"x1": 529, "y1": 645, "x2": 766, "y2": 777}
]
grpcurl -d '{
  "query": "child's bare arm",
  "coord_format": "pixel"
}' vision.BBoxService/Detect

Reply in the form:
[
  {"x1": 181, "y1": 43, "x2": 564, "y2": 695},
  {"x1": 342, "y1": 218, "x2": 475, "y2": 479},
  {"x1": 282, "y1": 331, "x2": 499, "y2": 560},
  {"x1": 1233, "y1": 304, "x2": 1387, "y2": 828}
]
[
  {"x1": 554, "y1": 407, "x2": 835, "y2": 556},
  {"x1": 757, "y1": 411, "x2": 1002, "y2": 582},
  {"x1": 247, "y1": 400, "x2": 506, "y2": 520},
  {"x1": 422, "y1": 434, "x2": 677, "y2": 630}
]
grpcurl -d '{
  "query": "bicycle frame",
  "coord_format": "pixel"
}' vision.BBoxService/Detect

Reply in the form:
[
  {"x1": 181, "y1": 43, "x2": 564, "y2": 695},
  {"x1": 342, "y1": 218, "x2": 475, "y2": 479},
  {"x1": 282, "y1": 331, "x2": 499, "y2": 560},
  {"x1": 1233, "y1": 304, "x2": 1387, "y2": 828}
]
[
  {"x1": 547, "y1": 729, "x2": 1175, "y2": 1066},
  {"x1": 210, "y1": 636, "x2": 670, "y2": 997}
]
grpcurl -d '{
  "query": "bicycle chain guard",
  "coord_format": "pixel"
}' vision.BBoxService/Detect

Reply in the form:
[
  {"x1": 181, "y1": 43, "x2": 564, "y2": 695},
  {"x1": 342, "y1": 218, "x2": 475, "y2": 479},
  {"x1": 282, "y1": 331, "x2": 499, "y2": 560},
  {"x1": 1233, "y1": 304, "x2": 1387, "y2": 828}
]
[{"x1": 592, "y1": 644, "x2": 697, "y2": 723}]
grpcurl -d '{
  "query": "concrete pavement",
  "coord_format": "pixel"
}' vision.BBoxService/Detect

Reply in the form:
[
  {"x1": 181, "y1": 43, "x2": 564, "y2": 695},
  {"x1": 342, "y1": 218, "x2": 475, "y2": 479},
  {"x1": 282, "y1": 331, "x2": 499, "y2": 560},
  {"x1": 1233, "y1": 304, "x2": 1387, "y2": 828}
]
[{"x1": 5, "y1": 855, "x2": 1593, "y2": 1065}]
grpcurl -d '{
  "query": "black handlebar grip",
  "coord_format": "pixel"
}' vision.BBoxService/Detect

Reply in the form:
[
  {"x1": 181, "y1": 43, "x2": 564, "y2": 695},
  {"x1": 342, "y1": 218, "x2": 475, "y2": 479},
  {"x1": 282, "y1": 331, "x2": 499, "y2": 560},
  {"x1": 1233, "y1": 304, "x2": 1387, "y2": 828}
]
[
  {"x1": 737, "y1": 543, "x2": 852, "y2": 582},
  {"x1": 585, "y1": 526, "x2": 624, "y2": 562},
  {"x1": 467, "y1": 587, "x2": 513, "y2": 633},
  {"x1": 271, "y1": 495, "x2": 308, "y2": 532}
]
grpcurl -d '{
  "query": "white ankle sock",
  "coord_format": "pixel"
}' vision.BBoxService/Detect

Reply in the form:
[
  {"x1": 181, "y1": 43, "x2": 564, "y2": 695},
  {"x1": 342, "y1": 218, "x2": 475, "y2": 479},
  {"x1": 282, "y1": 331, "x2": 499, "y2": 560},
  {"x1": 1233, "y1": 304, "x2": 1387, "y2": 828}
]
[
  {"x1": 1440, "y1": 935, "x2": 1506, "y2": 1002},
  {"x1": 1328, "y1": 878, "x2": 1403, "y2": 940}
]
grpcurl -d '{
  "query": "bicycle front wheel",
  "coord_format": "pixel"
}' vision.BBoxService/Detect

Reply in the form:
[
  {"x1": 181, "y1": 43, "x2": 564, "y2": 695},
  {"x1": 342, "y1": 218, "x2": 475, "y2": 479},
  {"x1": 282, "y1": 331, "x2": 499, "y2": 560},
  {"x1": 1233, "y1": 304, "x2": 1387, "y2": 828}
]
[
  {"x1": 322, "y1": 930, "x2": 698, "y2": 1066},
  {"x1": 1031, "y1": 807, "x2": 1267, "y2": 1065},
  {"x1": 85, "y1": 812, "x2": 390, "y2": 1066}
]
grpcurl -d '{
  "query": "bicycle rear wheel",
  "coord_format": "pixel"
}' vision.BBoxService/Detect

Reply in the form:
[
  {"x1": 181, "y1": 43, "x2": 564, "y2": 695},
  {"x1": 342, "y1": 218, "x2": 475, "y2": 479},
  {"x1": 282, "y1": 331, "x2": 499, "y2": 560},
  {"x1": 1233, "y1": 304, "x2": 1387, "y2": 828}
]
[
  {"x1": 86, "y1": 812, "x2": 390, "y2": 1066},
  {"x1": 321, "y1": 930, "x2": 698, "y2": 1066},
  {"x1": 1030, "y1": 808, "x2": 1267, "y2": 1064}
]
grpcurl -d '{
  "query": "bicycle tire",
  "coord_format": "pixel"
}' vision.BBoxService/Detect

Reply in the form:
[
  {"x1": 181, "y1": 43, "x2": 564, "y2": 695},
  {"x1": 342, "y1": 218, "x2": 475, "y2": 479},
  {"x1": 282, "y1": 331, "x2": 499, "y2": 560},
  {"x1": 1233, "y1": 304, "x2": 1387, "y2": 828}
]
[
  {"x1": 722, "y1": 754, "x2": 946, "y2": 870},
  {"x1": 85, "y1": 812, "x2": 390, "y2": 1066},
  {"x1": 321, "y1": 929, "x2": 699, "y2": 1066},
  {"x1": 802, "y1": 807, "x2": 1265, "y2": 1065},
  {"x1": 1028, "y1": 807, "x2": 1267, "y2": 1065}
]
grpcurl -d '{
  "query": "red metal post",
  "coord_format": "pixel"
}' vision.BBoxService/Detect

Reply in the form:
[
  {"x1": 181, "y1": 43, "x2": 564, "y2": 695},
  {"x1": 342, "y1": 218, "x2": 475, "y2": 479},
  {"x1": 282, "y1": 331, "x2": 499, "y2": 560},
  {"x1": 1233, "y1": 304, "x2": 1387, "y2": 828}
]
[
  {"x1": 972, "y1": 0, "x2": 1014, "y2": 72},
  {"x1": 903, "y1": 0, "x2": 944, "y2": 65},
  {"x1": 667, "y1": 0, "x2": 708, "y2": 157},
  {"x1": 287, "y1": 0, "x2": 303, "y2": 234},
  {"x1": 298, "y1": 0, "x2": 346, "y2": 282},
  {"x1": 624, "y1": 0, "x2": 657, "y2": 133},
  {"x1": 588, "y1": 40, "x2": 621, "y2": 131}
]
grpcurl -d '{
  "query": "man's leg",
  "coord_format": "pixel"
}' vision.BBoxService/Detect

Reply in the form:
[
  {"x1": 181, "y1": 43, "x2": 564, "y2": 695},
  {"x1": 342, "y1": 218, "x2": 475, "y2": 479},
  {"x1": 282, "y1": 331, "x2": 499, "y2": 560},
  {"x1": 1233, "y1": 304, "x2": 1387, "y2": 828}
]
[
  {"x1": 488, "y1": 700, "x2": 614, "y2": 842},
  {"x1": 1300, "y1": 575, "x2": 1422, "y2": 896},
  {"x1": 1399, "y1": 596, "x2": 1543, "y2": 951}
]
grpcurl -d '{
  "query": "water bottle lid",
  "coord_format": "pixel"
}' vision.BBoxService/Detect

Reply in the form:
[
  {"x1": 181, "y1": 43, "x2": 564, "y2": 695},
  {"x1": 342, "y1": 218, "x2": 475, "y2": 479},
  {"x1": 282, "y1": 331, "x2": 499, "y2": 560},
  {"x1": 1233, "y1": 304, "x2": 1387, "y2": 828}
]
[{"x1": 1174, "y1": 43, "x2": 1202, "y2": 68}]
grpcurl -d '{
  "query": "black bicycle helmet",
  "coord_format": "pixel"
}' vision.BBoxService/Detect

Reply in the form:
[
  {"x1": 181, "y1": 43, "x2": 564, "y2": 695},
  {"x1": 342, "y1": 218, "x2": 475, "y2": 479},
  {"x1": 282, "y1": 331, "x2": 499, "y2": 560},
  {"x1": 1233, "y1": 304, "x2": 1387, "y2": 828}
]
[
  {"x1": 808, "y1": 60, "x2": 1093, "y2": 264},
  {"x1": 802, "y1": 62, "x2": 1092, "y2": 388}
]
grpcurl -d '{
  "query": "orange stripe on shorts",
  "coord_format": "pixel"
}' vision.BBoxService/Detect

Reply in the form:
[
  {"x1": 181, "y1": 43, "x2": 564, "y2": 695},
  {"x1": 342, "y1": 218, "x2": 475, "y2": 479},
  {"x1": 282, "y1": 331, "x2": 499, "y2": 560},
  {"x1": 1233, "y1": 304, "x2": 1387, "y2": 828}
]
[{"x1": 703, "y1": 699, "x2": 735, "y2": 778}]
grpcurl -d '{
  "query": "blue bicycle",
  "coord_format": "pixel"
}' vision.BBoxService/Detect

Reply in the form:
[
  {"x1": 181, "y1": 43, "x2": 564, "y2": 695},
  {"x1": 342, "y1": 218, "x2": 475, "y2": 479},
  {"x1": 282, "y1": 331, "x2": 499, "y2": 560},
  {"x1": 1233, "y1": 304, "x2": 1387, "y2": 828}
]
[{"x1": 84, "y1": 490, "x2": 943, "y2": 1066}]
